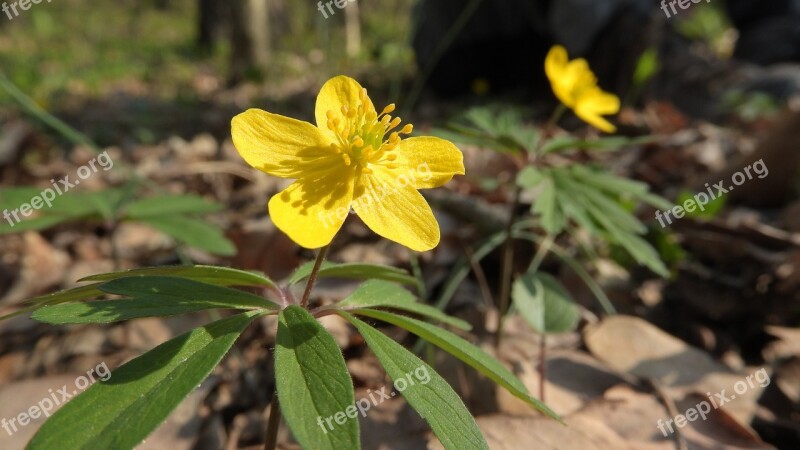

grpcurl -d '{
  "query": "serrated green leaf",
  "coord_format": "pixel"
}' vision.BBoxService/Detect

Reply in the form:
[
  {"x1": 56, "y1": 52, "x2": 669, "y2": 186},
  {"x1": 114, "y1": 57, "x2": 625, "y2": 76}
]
[
  {"x1": 533, "y1": 178, "x2": 566, "y2": 235},
  {"x1": 512, "y1": 273, "x2": 580, "y2": 334},
  {"x1": 32, "y1": 276, "x2": 274, "y2": 324},
  {"x1": 516, "y1": 166, "x2": 546, "y2": 188},
  {"x1": 350, "y1": 309, "x2": 559, "y2": 420},
  {"x1": 340, "y1": 311, "x2": 489, "y2": 450},
  {"x1": 338, "y1": 280, "x2": 470, "y2": 331},
  {"x1": 276, "y1": 306, "x2": 358, "y2": 450},
  {"x1": 137, "y1": 215, "x2": 236, "y2": 256},
  {"x1": 80, "y1": 265, "x2": 275, "y2": 288},
  {"x1": 125, "y1": 194, "x2": 223, "y2": 218},
  {"x1": 27, "y1": 311, "x2": 259, "y2": 450},
  {"x1": 289, "y1": 261, "x2": 416, "y2": 286}
]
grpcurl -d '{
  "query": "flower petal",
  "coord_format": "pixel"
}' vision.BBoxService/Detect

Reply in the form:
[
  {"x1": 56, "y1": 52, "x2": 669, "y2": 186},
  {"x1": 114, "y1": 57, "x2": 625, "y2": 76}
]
[
  {"x1": 574, "y1": 88, "x2": 620, "y2": 133},
  {"x1": 315, "y1": 75, "x2": 375, "y2": 140},
  {"x1": 268, "y1": 166, "x2": 355, "y2": 249},
  {"x1": 545, "y1": 45, "x2": 569, "y2": 83},
  {"x1": 351, "y1": 169, "x2": 439, "y2": 252},
  {"x1": 389, "y1": 137, "x2": 465, "y2": 189},
  {"x1": 232, "y1": 108, "x2": 335, "y2": 178}
]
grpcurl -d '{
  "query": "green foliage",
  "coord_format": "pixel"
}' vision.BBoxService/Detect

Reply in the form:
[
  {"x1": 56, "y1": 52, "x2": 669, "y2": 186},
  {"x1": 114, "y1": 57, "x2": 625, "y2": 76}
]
[
  {"x1": 632, "y1": 48, "x2": 660, "y2": 88},
  {"x1": 342, "y1": 312, "x2": 489, "y2": 450},
  {"x1": 27, "y1": 311, "x2": 261, "y2": 449},
  {"x1": 0, "y1": 186, "x2": 236, "y2": 256},
  {"x1": 433, "y1": 106, "x2": 538, "y2": 154},
  {"x1": 17, "y1": 264, "x2": 553, "y2": 448},
  {"x1": 338, "y1": 280, "x2": 471, "y2": 330},
  {"x1": 276, "y1": 306, "x2": 359, "y2": 450},
  {"x1": 676, "y1": 189, "x2": 726, "y2": 218},
  {"x1": 290, "y1": 261, "x2": 417, "y2": 286},
  {"x1": 81, "y1": 264, "x2": 275, "y2": 288},
  {"x1": 32, "y1": 276, "x2": 276, "y2": 324},
  {"x1": 512, "y1": 273, "x2": 580, "y2": 334},
  {"x1": 517, "y1": 164, "x2": 670, "y2": 276},
  {"x1": 538, "y1": 135, "x2": 656, "y2": 154},
  {"x1": 351, "y1": 308, "x2": 558, "y2": 419},
  {"x1": 721, "y1": 90, "x2": 780, "y2": 122}
]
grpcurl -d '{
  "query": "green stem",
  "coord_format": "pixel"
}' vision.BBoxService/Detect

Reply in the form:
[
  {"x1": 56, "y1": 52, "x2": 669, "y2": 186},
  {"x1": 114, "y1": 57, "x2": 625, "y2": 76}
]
[
  {"x1": 495, "y1": 186, "x2": 521, "y2": 348},
  {"x1": 300, "y1": 245, "x2": 329, "y2": 309},
  {"x1": 263, "y1": 390, "x2": 281, "y2": 450}
]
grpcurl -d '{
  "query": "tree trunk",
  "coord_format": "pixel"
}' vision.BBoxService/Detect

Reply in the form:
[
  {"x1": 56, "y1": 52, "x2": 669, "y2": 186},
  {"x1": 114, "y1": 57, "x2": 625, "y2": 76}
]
[{"x1": 228, "y1": 0, "x2": 271, "y2": 82}]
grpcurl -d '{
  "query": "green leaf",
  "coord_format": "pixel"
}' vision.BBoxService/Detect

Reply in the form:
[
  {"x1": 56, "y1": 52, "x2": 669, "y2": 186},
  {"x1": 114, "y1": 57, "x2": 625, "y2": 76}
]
[
  {"x1": 276, "y1": 306, "x2": 358, "y2": 450},
  {"x1": 540, "y1": 135, "x2": 655, "y2": 154},
  {"x1": 137, "y1": 215, "x2": 236, "y2": 256},
  {"x1": 675, "y1": 190, "x2": 725, "y2": 218},
  {"x1": 516, "y1": 166, "x2": 546, "y2": 189},
  {"x1": 80, "y1": 265, "x2": 275, "y2": 288},
  {"x1": 22, "y1": 283, "x2": 105, "y2": 306},
  {"x1": 633, "y1": 48, "x2": 660, "y2": 87},
  {"x1": 533, "y1": 177, "x2": 566, "y2": 235},
  {"x1": 27, "y1": 311, "x2": 260, "y2": 450},
  {"x1": 32, "y1": 276, "x2": 275, "y2": 324},
  {"x1": 339, "y1": 311, "x2": 489, "y2": 450},
  {"x1": 124, "y1": 194, "x2": 223, "y2": 218},
  {"x1": 338, "y1": 280, "x2": 470, "y2": 331},
  {"x1": 350, "y1": 309, "x2": 559, "y2": 420},
  {"x1": 99, "y1": 275, "x2": 275, "y2": 307},
  {"x1": 289, "y1": 261, "x2": 416, "y2": 286},
  {"x1": 512, "y1": 273, "x2": 580, "y2": 334}
]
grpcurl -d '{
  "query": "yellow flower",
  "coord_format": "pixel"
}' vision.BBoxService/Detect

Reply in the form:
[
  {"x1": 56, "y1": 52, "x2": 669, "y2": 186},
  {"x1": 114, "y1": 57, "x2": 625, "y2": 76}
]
[
  {"x1": 231, "y1": 76, "x2": 465, "y2": 252},
  {"x1": 545, "y1": 45, "x2": 620, "y2": 133}
]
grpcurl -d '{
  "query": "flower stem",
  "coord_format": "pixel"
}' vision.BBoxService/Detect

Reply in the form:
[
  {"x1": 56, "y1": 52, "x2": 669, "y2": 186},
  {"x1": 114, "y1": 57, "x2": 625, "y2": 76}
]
[
  {"x1": 539, "y1": 334, "x2": 547, "y2": 402},
  {"x1": 495, "y1": 185, "x2": 522, "y2": 348},
  {"x1": 263, "y1": 390, "x2": 281, "y2": 450},
  {"x1": 300, "y1": 245, "x2": 329, "y2": 309}
]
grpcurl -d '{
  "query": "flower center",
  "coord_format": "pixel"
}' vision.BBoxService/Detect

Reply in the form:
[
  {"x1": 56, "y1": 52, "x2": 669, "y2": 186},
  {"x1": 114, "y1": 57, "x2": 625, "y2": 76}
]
[{"x1": 324, "y1": 88, "x2": 413, "y2": 174}]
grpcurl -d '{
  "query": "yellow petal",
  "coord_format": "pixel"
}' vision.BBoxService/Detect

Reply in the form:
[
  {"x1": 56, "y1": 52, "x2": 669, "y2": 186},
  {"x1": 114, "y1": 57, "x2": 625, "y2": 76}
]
[
  {"x1": 268, "y1": 166, "x2": 355, "y2": 249},
  {"x1": 232, "y1": 109, "x2": 335, "y2": 178},
  {"x1": 351, "y1": 169, "x2": 439, "y2": 252},
  {"x1": 545, "y1": 45, "x2": 569, "y2": 83},
  {"x1": 574, "y1": 88, "x2": 620, "y2": 133},
  {"x1": 315, "y1": 75, "x2": 375, "y2": 140},
  {"x1": 389, "y1": 137, "x2": 465, "y2": 189}
]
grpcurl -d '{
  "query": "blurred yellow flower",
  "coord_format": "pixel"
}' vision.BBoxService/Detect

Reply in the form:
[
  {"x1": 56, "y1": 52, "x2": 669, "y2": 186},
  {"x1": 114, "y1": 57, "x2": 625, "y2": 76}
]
[
  {"x1": 545, "y1": 45, "x2": 620, "y2": 133},
  {"x1": 231, "y1": 76, "x2": 464, "y2": 252}
]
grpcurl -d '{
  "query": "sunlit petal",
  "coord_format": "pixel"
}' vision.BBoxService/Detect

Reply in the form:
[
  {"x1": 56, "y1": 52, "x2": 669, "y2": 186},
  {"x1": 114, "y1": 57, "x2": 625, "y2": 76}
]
[
  {"x1": 268, "y1": 166, "x2": 355, "y2": 249},
  {"x1": 232, "y1": 109, "x2": 336, "y2": 178},
  {"x1": 315, "y1": 75, "x2": 376, "y2": 141},
  {"x1": 351, "y1": 168, "x2": 439, "y2": 252},
  {"x1": 389, "y1": 137, "x2": 465, "y2": 189}
]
